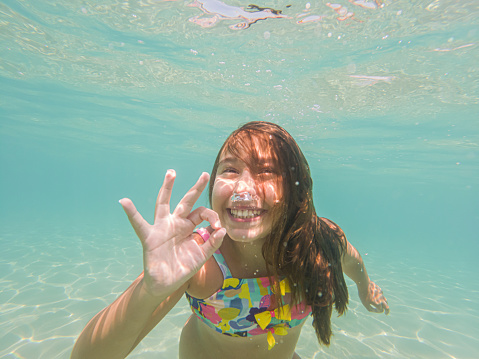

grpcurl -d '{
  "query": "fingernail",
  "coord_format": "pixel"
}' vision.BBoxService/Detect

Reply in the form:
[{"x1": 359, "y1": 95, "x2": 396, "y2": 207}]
[{"x1": 215, "y1": 220, "x2": 221, "y2": 228}]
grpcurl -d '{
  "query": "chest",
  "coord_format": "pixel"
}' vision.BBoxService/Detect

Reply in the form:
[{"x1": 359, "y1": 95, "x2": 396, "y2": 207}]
[
  {"x1": 186, "y1": 275, "x2": 311, "y2": 336},
  {"x1": 187, "y1": 249, "x2": 270, "y2": 300}
]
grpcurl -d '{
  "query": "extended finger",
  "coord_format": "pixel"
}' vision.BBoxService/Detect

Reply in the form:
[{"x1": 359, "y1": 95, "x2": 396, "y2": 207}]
[
  {"x1": 154, "y1": 170, "x2": 176, "y2": 221},
  {"x1": 173, "y1": 172, "x2": 210, "y2": 218},
  {"x1": 119, "y1": 198, "x2": 150, "y2": 243},
  {"x1": 187, "y1": 206, "x2": 221, "y2": 229}
]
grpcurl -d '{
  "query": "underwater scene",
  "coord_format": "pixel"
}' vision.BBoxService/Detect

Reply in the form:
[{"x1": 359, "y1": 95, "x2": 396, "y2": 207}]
[{"x1": 1, "y1": 0, "x2": 478, "y2": 358}]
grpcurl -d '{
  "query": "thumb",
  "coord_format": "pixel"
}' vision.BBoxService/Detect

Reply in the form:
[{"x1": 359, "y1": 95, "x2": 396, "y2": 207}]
[{"x1": 201, "y1": 228, "x2": 226, "y2": 258}]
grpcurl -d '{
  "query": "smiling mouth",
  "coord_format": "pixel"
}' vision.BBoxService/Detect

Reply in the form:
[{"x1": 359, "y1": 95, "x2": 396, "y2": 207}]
[{"x1": 228, "y1": 208, "x2": 263, "y2": 219}]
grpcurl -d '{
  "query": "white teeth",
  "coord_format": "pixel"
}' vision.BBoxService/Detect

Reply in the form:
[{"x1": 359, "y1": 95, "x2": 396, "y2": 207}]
[{"x1": 230, "y1": 209, "x2": 261, "y2": 218}]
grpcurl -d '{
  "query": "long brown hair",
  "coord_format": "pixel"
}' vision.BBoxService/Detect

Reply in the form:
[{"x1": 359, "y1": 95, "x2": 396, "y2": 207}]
[{"x1": 209, "y1": 121, "x2": 349, "y2": 345}]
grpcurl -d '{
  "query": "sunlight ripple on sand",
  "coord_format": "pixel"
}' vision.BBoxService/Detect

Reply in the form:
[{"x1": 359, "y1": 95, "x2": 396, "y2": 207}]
[{"x1": 1, "y1": 231, "x2": 478, "y2": 358}]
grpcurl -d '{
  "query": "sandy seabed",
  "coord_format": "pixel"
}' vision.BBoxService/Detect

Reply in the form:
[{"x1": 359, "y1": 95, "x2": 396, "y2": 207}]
[{"x1": 1, "y1": 229, "x2": 478, "y2": 359}]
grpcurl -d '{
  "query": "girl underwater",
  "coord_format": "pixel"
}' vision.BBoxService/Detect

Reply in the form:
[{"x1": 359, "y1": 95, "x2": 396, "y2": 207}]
[{"x1": 71, "y1": 121, "x2": 389, "y2": 359}]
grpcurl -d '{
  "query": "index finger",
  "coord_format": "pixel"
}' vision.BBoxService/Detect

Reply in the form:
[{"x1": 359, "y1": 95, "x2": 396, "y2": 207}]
[
  {"x1": 154, "y1": 170, "x2": 176, "y2": 221},
  {"x1": 173, "y1": 172, "x2": 210, "y2": 218}
]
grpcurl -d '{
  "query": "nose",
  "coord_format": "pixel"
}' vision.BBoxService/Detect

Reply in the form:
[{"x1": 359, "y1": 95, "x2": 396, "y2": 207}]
[{"x1": 234, "y1": 170, "x2": 257, "y2": 195}]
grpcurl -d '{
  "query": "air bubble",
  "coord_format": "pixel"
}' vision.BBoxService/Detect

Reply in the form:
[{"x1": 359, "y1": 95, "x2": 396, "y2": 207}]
[
  {"x1": 295, "y1": 181, "x2": 299, "y2": 186},
  {"x1": 318, "y1": 291, "x2": 322, "y2": 297}
]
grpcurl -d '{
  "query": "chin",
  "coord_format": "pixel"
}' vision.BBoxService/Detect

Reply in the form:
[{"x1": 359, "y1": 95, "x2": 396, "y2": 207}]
[{"x1": 226, "y1": 228, "x2": 267, "y2": 243}]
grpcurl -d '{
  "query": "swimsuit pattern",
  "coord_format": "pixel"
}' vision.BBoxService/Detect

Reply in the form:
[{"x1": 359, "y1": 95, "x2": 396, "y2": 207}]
[{"x1": 185, "y1": 229, "x2": 312, "y2": 348}]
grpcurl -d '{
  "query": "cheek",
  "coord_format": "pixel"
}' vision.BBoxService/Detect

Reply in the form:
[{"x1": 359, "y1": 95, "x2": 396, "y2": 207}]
[
  {"x1": 211, "y1": 179, "x2": 235, "y2": 211},
  {"x1": 263, "y1": 181, "x2": 283, "y2": 205}
]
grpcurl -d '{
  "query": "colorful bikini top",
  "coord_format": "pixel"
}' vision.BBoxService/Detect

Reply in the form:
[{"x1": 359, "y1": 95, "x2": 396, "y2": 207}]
[{"x1": 185, "y1": 228, "x2": 312, "y2": 350}]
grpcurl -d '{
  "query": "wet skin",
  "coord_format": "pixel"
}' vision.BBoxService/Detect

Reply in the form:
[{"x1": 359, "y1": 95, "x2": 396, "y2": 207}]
[
  {"x1": 211, "y1": 152, "x2": 282, "y2": 244},
  {"x1": 181, "y1": 152, "x2": 303, "y2": 358}
]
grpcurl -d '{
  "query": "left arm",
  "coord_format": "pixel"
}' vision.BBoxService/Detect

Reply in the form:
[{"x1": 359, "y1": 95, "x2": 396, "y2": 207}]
[{"x1": 341, "y1": 240, "x2": 390, "y2": 315}]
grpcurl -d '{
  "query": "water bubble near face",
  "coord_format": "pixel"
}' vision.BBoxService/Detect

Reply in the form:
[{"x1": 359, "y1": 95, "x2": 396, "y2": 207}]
[{"x1": 232, "y1": 192, "x2": 258, "y2": 202}]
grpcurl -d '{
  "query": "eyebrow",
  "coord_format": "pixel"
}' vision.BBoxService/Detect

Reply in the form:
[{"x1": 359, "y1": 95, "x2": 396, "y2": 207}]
[
  {"x1": 218, "y1": 157, "x2": 240, "y2": 166},
  {"x1": 218, "y1": 156, "x2": 273, "y2": 167}
]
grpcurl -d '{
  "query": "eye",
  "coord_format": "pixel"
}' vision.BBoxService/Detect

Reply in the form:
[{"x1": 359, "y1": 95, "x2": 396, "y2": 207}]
[
  {"x1": 222, "y1": 167, "x2": 239, "y2": 174},
  {"x1": 259, "y1": 167, "x2": 275, "y2": 175}
]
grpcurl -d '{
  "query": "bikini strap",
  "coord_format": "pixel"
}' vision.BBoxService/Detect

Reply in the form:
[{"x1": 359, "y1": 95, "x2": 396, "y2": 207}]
[
  {"x1": 194, "y1": 228, "x2": 232, "y2": 279},
  {"x1": 212, "y1": 252, "x2": 232, "y2": 279}
]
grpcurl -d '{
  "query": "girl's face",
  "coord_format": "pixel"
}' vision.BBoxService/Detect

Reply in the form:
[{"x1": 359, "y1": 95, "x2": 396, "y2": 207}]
[{"x1": 212, "y1": 150, "x2": 283, "y2": 244}]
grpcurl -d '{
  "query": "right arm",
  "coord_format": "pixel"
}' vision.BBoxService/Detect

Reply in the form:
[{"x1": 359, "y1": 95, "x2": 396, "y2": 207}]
[
  {"x1": 71, "y1": 170, "x2": 225, "y2": 358},
  {"x1": 71, "y1": 273, "x2": 186, "y2": 359}
]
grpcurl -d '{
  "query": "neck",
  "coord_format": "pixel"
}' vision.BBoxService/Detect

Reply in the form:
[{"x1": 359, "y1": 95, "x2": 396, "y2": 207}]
[{"x1": 221, "y1": 235, "x2": 269, "y2": 278}]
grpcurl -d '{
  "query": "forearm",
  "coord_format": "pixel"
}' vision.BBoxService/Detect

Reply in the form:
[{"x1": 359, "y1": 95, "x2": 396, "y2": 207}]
[
  {"x1": 71, "y1": 273, "x2": 175, "y2": 359},
  {"x1": 341, "y1": 241, "x2": 370, "y2": 290}
]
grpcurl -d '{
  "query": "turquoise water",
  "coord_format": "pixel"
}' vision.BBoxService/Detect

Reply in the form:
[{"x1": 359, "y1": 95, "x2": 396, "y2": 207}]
[{"x1": 1, "y1": 0, "x2": 478, "y2": 358}]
